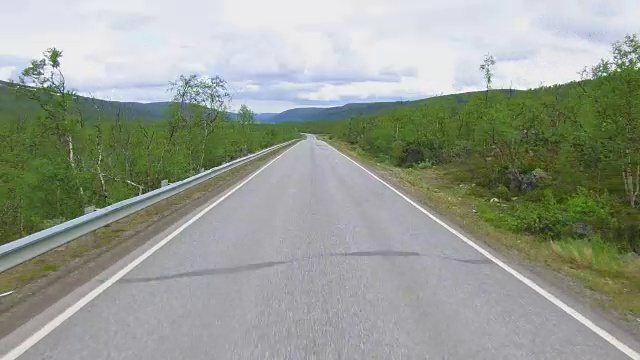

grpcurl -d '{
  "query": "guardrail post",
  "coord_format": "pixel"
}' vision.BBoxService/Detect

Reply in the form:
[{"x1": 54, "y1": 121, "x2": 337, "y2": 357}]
[
  {"x1": 161, "y1": 180, "x2": 169, "y2": 187},
  {"x1": 84, "y1": 206, "x2": 97, "y2": 215}
]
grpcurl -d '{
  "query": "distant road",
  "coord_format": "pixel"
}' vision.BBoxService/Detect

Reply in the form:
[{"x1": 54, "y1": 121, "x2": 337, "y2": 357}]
[{"x1": 2, "y1": 135, "x2": 639, "y2": 359}]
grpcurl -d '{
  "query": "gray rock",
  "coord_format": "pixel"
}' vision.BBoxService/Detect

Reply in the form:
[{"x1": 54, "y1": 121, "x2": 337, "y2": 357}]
[
  {"x1": 508, "y1": 168, "x2": 550, "y2": 193},
  {"x1": 573, "y1": 222, "x2": 594, "y2": 237},
  {"x1": 507, "y1": 169, "x2": 523, "y2": 193},
  {"x1": 521, "y1": 169, "x2": 550, "y2": 193}
]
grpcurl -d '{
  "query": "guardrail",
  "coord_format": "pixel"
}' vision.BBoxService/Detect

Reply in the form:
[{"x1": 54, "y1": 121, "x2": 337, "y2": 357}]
[{"x1": 0, "y1": 138, "x2": 300, "y2": 273}]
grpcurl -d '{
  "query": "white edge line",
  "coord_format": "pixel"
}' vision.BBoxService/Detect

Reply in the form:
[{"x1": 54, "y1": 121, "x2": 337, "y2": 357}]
[
  {"x1": 0, "y1": 291, "x2": 14, "y2": 298},
  {"x1": 324, "y1": 140, "x2": 640, "y2": 360},
  {"x1": 1, "y1": 142, "x2": 299, "y2": 360}
]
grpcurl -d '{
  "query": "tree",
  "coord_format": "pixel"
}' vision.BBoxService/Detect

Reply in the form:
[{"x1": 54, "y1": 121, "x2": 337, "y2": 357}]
[
  {"x1": 1, "y1": 49, "x2": 299, "y2": 245},
  {"x1": 237, "y1": 104, "x2": 256, "y2": 124},
  {"x1": 478, "y1": 52, "x2": 499, "y2": 146},
  {"x1": 17, "y1": 47, "x2": 86, "y2": 200},
  {"x1": 479, "y1": 53, "x2": 496, "y2": 101},
  {"x1": 197, "y1": 76, "x2": 231, "y2": 168},
  {"x1": 585, "y1": 33, "x2": 640, "y2": 207}
]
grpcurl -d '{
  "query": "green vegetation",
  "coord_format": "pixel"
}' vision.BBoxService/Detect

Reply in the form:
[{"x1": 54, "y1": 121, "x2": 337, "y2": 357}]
[
  {"x1": 301, "y1": 33, "x2": 640, "y2": 315},
  {"x1": 0, "y1": 47, "x2": 299, "y2": 246},
  {"x1": 0, "y1": 80, "x2": 172, "y2": 122},
  {"x1": 237, "y1": 104, "x2": 257, "y2": 124},
  {"x1": 268, "y1": 90, "x2": 520, "y2": 123}
]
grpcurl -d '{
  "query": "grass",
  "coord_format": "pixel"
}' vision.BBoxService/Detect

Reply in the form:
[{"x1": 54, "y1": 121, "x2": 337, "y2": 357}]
[{"x1": 326, "y1": 137, "x2": 640, "y2": 321}]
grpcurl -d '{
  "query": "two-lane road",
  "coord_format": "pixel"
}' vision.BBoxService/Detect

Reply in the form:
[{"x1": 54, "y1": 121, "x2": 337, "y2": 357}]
[{"x1": 2, "y1": 136, "x2": 639, "y2": 359}]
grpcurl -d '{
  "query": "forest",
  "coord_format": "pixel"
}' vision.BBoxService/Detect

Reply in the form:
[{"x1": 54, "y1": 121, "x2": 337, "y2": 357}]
[
  {"x1": 0, "y1": 48, "x2": 300, "y2": 245},
  {"x1": 299, "y1": 33, "x2": 640, "y2": 256}
]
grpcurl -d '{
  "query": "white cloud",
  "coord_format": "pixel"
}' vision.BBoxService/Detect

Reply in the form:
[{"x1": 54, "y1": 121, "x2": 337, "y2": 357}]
[
  {"x1": 0, "y1": 66, "x2": 16, "y2": 81},
  {"x1": 1, "y1": 0, "x2": 638, "y2": 112}
]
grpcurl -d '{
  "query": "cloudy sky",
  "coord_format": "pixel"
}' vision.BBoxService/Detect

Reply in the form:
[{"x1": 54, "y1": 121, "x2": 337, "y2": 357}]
[{"x1": 1, "y1": 0, "x2": 638, "y2": 113}]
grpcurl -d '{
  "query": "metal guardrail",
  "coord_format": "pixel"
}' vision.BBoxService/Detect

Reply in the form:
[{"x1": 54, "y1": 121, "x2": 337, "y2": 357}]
[{"x1": 0, "y1": 138, "x2": 300, "y2": 273}]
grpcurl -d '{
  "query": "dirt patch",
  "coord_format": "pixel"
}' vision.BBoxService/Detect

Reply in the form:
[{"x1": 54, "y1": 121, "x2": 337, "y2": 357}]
[{"x1": 0, "y1": 142, "x2": 295, "y2": 339}]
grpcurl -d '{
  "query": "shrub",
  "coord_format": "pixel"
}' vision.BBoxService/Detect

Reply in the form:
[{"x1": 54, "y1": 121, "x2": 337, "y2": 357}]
[
  {"x1": 493, "y1": 184, "x2": 512, "y2": 201},
  {"x1": 391, "y1": 140, "x2": 406, "y2": 166},
  {"x1": 416, "y1": 160, "x2": 433, "y2": 169},
  {"x1": 497, "y1": 188, "x2": 616, "y2": 240}
]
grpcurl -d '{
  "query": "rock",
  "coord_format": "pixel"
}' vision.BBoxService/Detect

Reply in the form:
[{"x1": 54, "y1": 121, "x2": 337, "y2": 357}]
[
  {"x1": 573, "y1": 222, "x2": 594, "y2": 237},
  {"x1": 521, "y1": 168, "x2": 550, "y2": 193},
  {"x1": 508, "y1": 168, "x2": 550, "y2": 193},
  {"x1": 507, "y1": 169, "x2": 523, "y2": 192}
]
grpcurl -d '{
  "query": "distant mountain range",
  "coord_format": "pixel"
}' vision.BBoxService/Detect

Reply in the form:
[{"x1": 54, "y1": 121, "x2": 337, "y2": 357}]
[
  {"x1": 262, "y1": 88, "x2": 521, "y2": 123},
  {"x1": 1, "y1": 80, "x2": 521, "y2": 123}
]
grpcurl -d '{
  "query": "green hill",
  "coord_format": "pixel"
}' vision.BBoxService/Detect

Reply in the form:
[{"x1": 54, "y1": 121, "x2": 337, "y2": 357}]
[
  {"x1": 0, "y1": 81, "x2": 282, "y2": 123},
  {"x1": 268, "y1": 89, "x2": 520, "y2": 123},
  {"x1": 268, "y1": 102, "x2": 407, "y2": 123},
  {"x1": 2, "y1": 78, "x2": 521, "y2": 124},
  {"x1": 0, "y1": 80, "x2": 173, "y2": 121}
]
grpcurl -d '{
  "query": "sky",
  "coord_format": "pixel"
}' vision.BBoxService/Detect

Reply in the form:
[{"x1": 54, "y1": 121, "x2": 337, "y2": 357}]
[{"x1": 1, "y1": 0, "x2": 638, "y2": 113}]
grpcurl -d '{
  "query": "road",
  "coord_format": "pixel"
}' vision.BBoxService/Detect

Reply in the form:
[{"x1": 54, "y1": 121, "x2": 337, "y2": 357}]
[{"x1": 2, "y1": 135, "x2": 639, "y2": 359}]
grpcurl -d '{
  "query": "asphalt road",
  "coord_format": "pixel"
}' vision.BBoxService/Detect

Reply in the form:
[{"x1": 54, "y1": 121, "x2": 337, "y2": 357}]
[{"x1": 2, "y1": 135, "x2": 639, "y2": 359}]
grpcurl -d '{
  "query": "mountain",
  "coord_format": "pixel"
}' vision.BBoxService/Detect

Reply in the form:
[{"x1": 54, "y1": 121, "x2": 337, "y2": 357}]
[
  {"x1": 0, "y1": 81, "x2": 275, "y2": 123},
  {"x1": 0, "y1": 81, "x2": 173, "y2": 121},
  {"x1": 267, "y1": 102, "x2": 406, "y2": 123},
  {"x1": 1, "y1": 79, "x2": 522, "y2": 124},
  {"x1": 267, "y1": 89, "x2": 521, "y2": 123},
  {"x1": 256, "y1": 113, "x2": 277, "y2": 122}
]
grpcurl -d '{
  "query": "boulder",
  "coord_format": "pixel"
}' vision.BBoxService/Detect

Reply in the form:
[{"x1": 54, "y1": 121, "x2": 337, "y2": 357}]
[
  {"x1": 573, "y1": 222, "x2": 594, "y2": 237},
  {"x1": 508, "y1": 168, "x2": 550, "y2": 193}
]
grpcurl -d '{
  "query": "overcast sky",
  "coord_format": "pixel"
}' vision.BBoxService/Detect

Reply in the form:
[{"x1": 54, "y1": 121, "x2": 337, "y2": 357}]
[{"x1": 1, "y1": 0, "x2": 638, "y2": 113}]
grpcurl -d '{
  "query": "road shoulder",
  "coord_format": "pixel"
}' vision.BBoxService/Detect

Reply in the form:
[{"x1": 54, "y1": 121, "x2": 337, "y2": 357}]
[{"x1": 322, "y1": 137, "x2": 640, "y2": 347}]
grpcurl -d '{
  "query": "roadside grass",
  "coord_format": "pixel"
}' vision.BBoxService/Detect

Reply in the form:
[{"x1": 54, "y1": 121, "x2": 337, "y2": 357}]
[{"x1": 326, "y1": 138, "x2": 640, "y2": 321}]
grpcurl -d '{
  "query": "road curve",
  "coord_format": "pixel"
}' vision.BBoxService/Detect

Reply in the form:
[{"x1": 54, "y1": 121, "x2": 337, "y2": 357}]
[{"x1": 2, "y1": 135, "x2": 639, "y2": 359}]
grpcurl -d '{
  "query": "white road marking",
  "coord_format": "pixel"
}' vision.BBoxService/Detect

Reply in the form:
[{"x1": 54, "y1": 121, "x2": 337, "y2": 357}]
[
  {"x1": 325, "y1": 140, "x2": 640, "y2": 360},
  {"x1": 0, "y1": 142, "x2": 299, "y2": 360},
  {"x1": 0, "y1": 291, "x2": 14, "y2": 298}
]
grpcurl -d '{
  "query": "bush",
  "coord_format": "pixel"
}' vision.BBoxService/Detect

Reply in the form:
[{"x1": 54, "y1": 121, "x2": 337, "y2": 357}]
[
  {"x1": 612, "y1": 209, "x2": 640, "y2": 253},
  {"x1": 512, "y1": 200, "x2": 569, "y2": 239},
  {"x1": 416, "y1": 159, "x2": 433, "y2": 169},
  {"x1": 564, "y1": 187, "x2": 614, "y2": 231},
  {"x1": 468, "y1": 185, "x2": 492, "y2": 199},
  {"x1": 403, "y1": 142, "x2": 425, "y2": 166},
  {"x1": 493, "y1": 184, "x2": 512, "y2": 201},
  {"x1": 390, "y1": 140, "x2": 406, "y2": 166},
  {"x1": 493, "y1": 188, "x2": 616, "y2": 240},
  {"x1": 390, "y1": 140, "x2": 425, "y2": 167}
]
